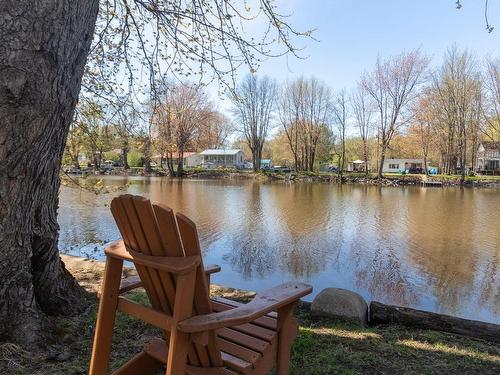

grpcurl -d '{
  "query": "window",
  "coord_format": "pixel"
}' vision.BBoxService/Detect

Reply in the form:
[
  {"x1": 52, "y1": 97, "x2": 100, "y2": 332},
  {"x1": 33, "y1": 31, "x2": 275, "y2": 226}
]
[
  {"x1": 389, "y1": 163, "x2": 399, "y2": 169},
  {"x1": 486, "y1": 160, "x2": 499, "y2": 170},
  {"x1": 486, "y1": 150, "x2": 500, "y2": 158}
]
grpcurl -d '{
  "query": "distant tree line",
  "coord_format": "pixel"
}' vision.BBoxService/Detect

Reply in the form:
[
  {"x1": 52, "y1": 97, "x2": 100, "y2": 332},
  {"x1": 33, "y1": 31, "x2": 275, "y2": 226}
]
[{"x1": 65, "y1": 47, "x2": 499, "y2": 182}]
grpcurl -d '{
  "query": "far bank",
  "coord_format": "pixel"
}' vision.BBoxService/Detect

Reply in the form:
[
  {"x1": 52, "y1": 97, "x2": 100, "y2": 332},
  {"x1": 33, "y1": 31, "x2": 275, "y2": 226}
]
[{"x1": 64, "y1": 167, "x2": 500, "y2": 188}]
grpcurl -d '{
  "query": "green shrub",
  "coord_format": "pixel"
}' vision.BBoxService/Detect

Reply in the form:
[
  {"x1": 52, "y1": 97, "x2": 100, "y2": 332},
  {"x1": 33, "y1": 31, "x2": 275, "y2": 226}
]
[
  {"x1": 127, "y1": 151, "x2": 144, "y2": 167},
  {"x1": 103, "y1": 151, "x2": 121, "y2": 163}
]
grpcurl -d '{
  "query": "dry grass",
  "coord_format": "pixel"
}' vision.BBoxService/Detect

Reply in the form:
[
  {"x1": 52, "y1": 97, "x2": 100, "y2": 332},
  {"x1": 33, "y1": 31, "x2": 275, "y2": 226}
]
[{"x1": 1, "y1": 255, "x2": 499, "y2": 374}]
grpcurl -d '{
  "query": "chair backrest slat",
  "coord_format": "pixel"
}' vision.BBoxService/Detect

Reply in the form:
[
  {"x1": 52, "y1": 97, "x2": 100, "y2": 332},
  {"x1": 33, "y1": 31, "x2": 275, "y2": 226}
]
[
  {"x1": 151, "y1": 201, "x2": 206, "y2": 366},
  {"x1": 152, "y1": 204, "x2": 185, "y2": 257},
  {"x1": 131, "y1": 197, "x2": 182, "y2": 316},
  {"x1": 110, "y1": 195, "x2": 221, "y2": 368},
  {"x1": 177, "y1": 213, "x2": 223, "y2": 366},
  {"x1": 110, "y1": 196, "x2": 165, "y2": 311},
  {"x1": 114, "y1": 195, "x2": 173, "y2": 314}
]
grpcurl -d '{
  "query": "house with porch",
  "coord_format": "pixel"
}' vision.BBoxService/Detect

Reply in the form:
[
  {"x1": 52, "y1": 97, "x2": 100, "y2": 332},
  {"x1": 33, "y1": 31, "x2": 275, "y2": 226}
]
[
  {"x1": 200, "y1": 149, "x2": 244, "y2": 169},
  {"x1": 476, "y1": 142, "x2": 500, "y2": 175}
]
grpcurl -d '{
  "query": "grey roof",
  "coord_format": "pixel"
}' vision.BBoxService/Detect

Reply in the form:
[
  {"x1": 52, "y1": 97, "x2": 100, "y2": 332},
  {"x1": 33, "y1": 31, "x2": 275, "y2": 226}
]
[
  {"x1": 481, "y1": 141, "x2": 500, "y2": 150},
  {"x1": 384, "y1": 158, "x2": 424, "y2": 163},
  {"x1": 200, "y1": 149, "x2": 241, "y2": 156}
]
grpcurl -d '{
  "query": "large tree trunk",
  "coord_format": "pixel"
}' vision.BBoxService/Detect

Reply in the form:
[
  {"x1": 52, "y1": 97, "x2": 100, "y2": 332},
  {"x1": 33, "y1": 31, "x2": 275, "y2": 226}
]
[
  {"x1": 166, "y1": 153, "x2": 175, "y2": 176},
  {"x1": 122, "y1": 145, "x2": 130, "y2": 169},
  {"x1": 143, "y1": 138, "x2": 153, "y2": 173},
  {"x1": 378, "y1": 145, "x2": 387, "y2": 179},
  {"x1": 0, "y1": 0, "x2": 99, "y2": 345},
  {"x1": 362, "y1": 139, "x2": 369, "y2": 176},
  {"x1": 177, "y1": 150, "x2": 185, "y2": 177}
]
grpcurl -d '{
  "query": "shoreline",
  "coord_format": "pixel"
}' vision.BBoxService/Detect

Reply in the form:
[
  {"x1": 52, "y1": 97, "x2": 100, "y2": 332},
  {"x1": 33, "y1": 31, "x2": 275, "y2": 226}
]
[
  {"x1": 61, "y1": 254, "x2": 500, "y2": 334},
  {"x1": 68, "y1": 168, "x2": 500, "y2": 188}
]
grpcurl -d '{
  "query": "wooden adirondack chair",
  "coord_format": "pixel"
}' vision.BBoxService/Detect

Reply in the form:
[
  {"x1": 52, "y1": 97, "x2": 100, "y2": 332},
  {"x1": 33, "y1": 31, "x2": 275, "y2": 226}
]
[{"x1": 89, "y1": 194, "x2": 312, "y2": 375}]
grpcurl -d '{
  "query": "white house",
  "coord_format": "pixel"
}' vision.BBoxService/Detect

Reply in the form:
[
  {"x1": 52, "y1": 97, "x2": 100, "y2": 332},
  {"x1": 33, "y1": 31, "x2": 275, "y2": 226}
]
[
  {"x1": 347, "y1": 160, "x2": 371, "y2": 172},
  {"x1": 382, "y1": 158, "x2": 425, "y2": 173},
  {"x1": 476, "y1": 142, "x2": 500, "y2": 175},
  {"x1": 184, "y1": 153, "x2": 203, "y2": 167},
  {"x1": 155, "y1": 152, "x2": 203, "y2": 168},
  {"x1": 200, "y1": 149, "x2": 244, "y2": 169}
]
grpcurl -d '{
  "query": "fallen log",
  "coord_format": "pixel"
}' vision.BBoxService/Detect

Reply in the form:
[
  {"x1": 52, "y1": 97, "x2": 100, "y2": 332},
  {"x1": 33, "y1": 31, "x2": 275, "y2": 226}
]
[{"x1": 370, "y1": 301, "x2": 500, "y2": 344}]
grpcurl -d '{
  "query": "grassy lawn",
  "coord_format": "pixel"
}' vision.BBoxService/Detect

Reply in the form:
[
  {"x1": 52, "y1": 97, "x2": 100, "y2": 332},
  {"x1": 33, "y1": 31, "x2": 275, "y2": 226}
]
[
  {"x1": 1, "y1": 256, "x2": 499, "y2": 374},
  {"x1": 292, "y1": 308, "x2": 500, "y2": 374}
]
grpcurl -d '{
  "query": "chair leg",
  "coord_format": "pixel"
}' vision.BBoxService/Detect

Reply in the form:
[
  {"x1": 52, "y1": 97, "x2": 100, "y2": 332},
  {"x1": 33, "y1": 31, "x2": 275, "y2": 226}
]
[
  {"x1": 165, "y1": 330, "x2": 190, "y2": 375},
  {"x1": 89, "y1": 256, "x2": 124, "y2": 375},
  {"x1": 276, "y1": 303, "x2": 298, "y2": 375}
]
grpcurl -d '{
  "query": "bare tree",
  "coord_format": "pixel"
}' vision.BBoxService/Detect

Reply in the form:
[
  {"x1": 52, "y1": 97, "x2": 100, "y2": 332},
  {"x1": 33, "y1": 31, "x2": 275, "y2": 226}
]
[
  {"x1": 432, "y1": 48, "x2": 481, "y2": 180},
  {"x1": 332, "y1": 89, "x2": 349, "y2": 180},
  {"x1": 362, "y1": 50, "x2": 429, "y2": 178},
  {"x1": 469, "y1": 85, "x2": 483, "y2": 171},
  {"x1": 195, "y1": 112, "x2": 233, "y2": 150},
  {"x1": 114, "y1": 105, "x2": 141, "y2": 169},
  {"x1": 75, "y1": 100, "x2": 112, "y2": 170},
  {"x1": 412, "y1": 91, "x2": 436, "y2": 175},
  {"x1": 351, "y1": 84, "x2": 373, "y2": 175},
  {"x1": 230, "y1": 75, "x2": 276, "y2": 171},
  {"x1": 279, "y1": 77, "x2": 332, "y2": 171},
  {"x1": 0, "y1": 0, "x2": 308, "y2": 345},
  {"x1": 155, "y1": 82, "x2": 212, "y2": 176},
  {"x1": 64, "y1": 121, "x2": 85, "y2": 169},
  {"x1": 483, "y1": 57, "x2": 500, "y2": 141}
]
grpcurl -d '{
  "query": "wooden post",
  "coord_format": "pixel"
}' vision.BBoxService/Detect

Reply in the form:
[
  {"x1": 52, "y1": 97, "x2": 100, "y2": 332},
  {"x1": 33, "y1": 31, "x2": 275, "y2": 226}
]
[{"x1": 89, "y1": 256, "x2": 124, "y2": 375}]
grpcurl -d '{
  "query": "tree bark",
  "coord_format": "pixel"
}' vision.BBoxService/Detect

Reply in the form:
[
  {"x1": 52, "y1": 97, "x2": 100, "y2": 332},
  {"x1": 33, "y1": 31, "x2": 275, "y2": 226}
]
[
  {"x1": 362, "y1": 139, "x2": 369, "y2": 176},
  {"x1": 177, "y1": 149, "x2": 185, "y2": 177},
  {"x1": 378, "y1": 145, "x2": 387, "y2": 179},
  {"x1": 122, "y1": 146, "x2": 130, "y2": 169},
  {"x1": 0, "y1": 0, "x2": 99, "y2": 345}
]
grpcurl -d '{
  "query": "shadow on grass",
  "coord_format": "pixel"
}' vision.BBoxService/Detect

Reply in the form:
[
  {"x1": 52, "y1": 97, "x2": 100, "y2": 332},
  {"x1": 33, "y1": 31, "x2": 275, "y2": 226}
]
[
  {"x1": 292, "y1": 313, "x2": 500, "y2": 375},
  {"x1": 2, "y1": 291, "x2": 499, "y2": 375}
]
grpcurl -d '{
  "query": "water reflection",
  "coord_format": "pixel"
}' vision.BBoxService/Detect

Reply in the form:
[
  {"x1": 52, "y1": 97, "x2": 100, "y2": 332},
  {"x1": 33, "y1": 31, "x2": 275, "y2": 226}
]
[{"x1": 58, "y1": 177, "x2": 500, "y2": 323}]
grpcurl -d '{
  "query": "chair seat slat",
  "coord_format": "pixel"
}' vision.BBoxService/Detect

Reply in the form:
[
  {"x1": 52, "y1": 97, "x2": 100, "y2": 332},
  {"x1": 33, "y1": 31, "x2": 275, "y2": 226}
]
[{"x1": 218, "y1": 337, "x2": 261, "y2": 364}]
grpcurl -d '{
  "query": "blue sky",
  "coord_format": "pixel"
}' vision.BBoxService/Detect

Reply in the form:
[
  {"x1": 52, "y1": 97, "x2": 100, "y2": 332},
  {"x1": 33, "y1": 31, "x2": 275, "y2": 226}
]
[{"x1": 210, "y1": 0, "x2": 499, "y2": 108}]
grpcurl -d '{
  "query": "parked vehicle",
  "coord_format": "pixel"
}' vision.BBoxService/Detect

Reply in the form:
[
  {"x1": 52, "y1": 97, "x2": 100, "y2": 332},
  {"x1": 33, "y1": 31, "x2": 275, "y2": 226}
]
[
  {"x1": 272, "y1": 165, "x2": 291, "y2": 173},
  {"x1": 63, "y1": 166, "x2": 83, "y2": 174},
  {"x1": 100, "y1": 160, "x2": 116, "y2": 172},
  {"x1": 408, "y1": 167, "x2": 425, "y2": 174}
]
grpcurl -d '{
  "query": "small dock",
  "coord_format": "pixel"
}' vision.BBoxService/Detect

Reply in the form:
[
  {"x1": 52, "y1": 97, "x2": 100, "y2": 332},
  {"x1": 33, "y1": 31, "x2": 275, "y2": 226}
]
[{"x1": 421, "y1": 180, "x2": 443, "y2": 187}]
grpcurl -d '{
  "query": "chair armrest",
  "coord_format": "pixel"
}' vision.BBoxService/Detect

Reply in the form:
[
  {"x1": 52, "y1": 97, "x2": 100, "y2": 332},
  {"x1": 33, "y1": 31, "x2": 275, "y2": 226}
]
[
  {"x1": 105, "y1": 240, "x2": 200, "y2": 275},
  {"x1": 178, "y1": 282, "x2": 312, "y2": 333},
  {"x1": 205, "y1": 264, "x2": 221, "y2": 275}
]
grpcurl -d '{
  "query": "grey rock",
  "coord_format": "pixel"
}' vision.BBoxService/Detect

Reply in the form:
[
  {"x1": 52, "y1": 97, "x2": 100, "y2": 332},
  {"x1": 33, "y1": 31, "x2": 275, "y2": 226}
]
[{"x1": 311, "y1": 288, "x2": 368, "y2": 325}]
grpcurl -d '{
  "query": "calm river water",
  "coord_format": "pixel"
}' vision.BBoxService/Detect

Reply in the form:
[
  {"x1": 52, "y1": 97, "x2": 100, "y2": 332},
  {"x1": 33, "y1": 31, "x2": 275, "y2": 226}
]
[{"x1": 58, "y1": 176, "x2": 500, "y2": 323}]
